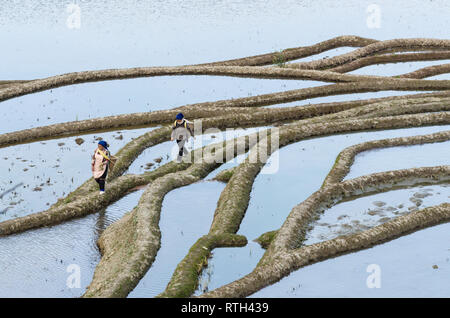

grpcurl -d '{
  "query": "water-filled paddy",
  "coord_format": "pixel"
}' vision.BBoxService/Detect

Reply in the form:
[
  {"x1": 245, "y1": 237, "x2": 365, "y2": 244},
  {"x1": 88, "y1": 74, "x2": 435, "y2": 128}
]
[
  {"x1": 1, "y1": 0, "x2": 449, "y2": 298},
  {"x1": 128, "y1": 180, "x2": 226, "y2": 298},
  {"x1": 304, "y1": 184, "x2": 450, "y2": 245},
  {"x1": 252, "y1": 222, "x2": 450, "y2": 298},
  {"x1": 127, "y1": 126, "x2": 271, "y2": 175},
  {"x1": 0, "y1": 189, "x2": 144, "y2": 297},
  {"x1": 0, "y1": 127, "x2": 154, "y2": 220},
  {"x1": 195, "y1": 125, "x2": 450, "y2": 295},
  {"x1": 0, "y1": 77, "x2": 315, "y2": 134}
]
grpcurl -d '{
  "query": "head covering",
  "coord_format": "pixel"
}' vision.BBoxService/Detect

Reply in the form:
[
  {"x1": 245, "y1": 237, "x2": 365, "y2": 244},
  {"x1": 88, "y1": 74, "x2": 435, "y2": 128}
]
[
  {"x1": 176, "y1": 112, "x2": 184, "y2": 120},
  {"x1": 98, "y1": 140, "x2": 108, "y2": 149}
]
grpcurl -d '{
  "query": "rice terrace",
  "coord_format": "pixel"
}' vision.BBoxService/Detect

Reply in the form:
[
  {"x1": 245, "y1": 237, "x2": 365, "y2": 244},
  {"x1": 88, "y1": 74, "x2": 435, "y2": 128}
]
[{"x1": 0, "y1": 0, "x2": 449, "y2": 302}]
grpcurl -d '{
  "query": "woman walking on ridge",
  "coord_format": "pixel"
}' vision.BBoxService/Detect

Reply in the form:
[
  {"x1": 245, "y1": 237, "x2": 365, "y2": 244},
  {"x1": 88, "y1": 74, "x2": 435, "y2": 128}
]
[
  {"x1": 92, "y1": 140, "x2": 111, "y2": 194},
  {"x1": 171, "y1": 112, "x2": 194, "y2": 162}
]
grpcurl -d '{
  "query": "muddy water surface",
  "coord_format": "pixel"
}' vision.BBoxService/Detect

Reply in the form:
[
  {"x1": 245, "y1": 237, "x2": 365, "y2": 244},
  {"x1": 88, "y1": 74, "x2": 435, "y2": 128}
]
[
  {"x1": 304, "y1": 184, "x2": 450, "y2": 245},
  {"x1": 0, "y1": 127, "x2": 154, "y2": 220},
  {"x1": 252, "y1": 221, "x2": 450, "y2": 297},
  {"x1": 195, "y1": 125, "x2": 450, "y2": 295},
  {"x1": 1, "y1": 0, "x2": 449, "y2": 298},
  {"x1": 128, "y1": 180, "x2": 225, "y2": 298},
  {"x1": 0, "y1": 189, "x2": 144, "y2": 297}
]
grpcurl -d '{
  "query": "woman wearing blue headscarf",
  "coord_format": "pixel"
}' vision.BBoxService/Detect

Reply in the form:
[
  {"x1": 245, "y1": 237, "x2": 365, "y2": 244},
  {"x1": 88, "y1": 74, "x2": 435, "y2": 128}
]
[
  {"x1": 91, "y1": 140, "x2": 111, "y2": 193},
  {"x1": 171, "y1": 113, "x2": 194, "y2": 162}
]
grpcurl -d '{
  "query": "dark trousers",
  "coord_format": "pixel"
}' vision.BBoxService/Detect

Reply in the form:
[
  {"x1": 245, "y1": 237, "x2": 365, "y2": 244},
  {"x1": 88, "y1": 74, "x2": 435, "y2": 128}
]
[
  {"x1": 95, "y1": 165, "x2": 108, "y2": 191},
  {"x1": 176, "y1": 139, "x2": 188, "y2": 157}
]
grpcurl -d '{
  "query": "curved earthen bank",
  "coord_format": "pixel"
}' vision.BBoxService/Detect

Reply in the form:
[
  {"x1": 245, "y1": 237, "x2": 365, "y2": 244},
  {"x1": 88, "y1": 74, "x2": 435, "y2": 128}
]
[
  {"x1": 159, "y1": 116, "x2": 450, "y2": 297},
  {"x1": 198, "y1": 130, "x2": 450, "y2": 298},
  {"x1": 1, "y1": 36, "x2": 449, "y2": 298},
  {"x1": 2, "y1": 91, "x2": 450, "y2": 148},
  {"x1": 83, "y1": 133, "x2": 260, "y2": 297}
]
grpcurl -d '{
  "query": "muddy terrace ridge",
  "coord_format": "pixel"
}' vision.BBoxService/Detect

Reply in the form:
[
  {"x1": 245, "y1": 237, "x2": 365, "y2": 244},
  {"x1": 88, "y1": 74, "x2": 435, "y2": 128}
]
[{"x1": 1, "y1": 36, "x2": 450, "y2": 298}]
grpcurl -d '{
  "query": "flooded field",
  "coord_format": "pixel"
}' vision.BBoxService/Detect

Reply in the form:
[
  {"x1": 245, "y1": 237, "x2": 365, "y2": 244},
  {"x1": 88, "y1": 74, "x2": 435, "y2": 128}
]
[
  {"x1": 194, "y1": 126, "x2": 450, "y2": 295},
  {"x1": 0, "y1": 127, "x2": 154, "y2": 220},
  {"x1": 252, "y1": 222, "x2": 450, "y2": 298},
  {"x1": 129, "y1": 181, "x2": 226, "y2": 297},
  {"x1": 0, "y1": 0, "x2": 449, "y2": 298},
  {"x1": 0, "y1": 189, "x2": 144, "y2": 297}
]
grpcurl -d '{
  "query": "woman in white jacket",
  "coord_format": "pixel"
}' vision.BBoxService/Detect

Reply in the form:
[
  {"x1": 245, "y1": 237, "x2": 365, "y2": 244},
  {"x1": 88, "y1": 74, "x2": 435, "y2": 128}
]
[{"x1": 171, "y1": 113, "x2": 194, "y2": 162}]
